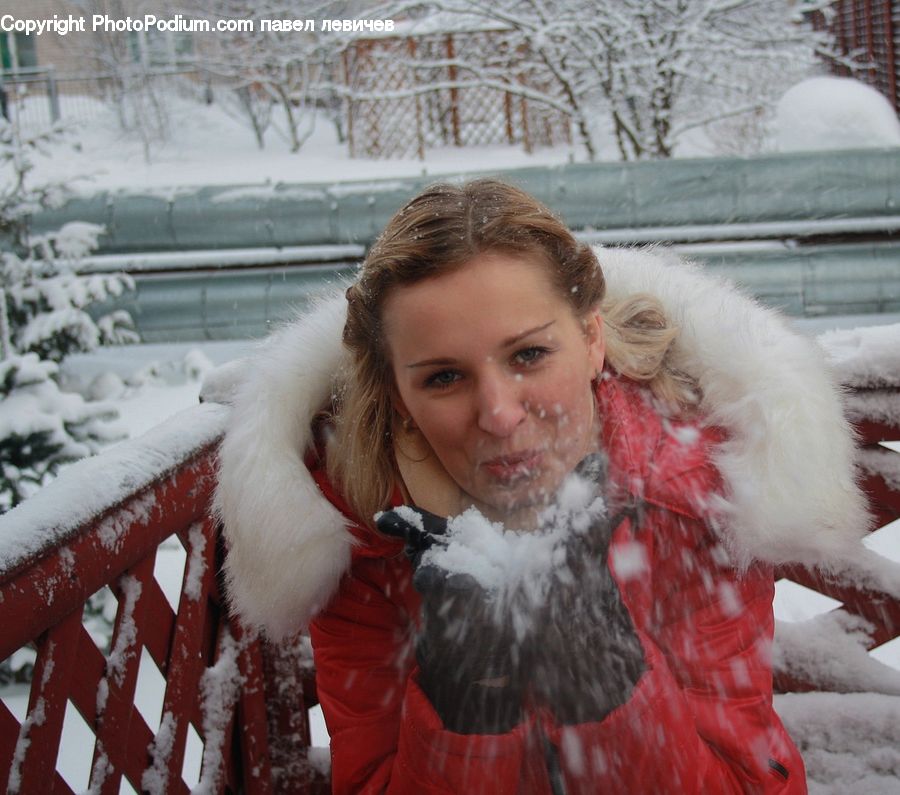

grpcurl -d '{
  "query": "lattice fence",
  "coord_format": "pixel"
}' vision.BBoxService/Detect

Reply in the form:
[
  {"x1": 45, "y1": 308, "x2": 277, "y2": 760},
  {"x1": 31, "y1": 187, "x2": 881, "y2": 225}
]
[
  {"x1": 343, "y1": 32, "x2": 571, "y2": 159},
  {"x1": 809, "y1": 0, "x2": 899, "y2": 113}
]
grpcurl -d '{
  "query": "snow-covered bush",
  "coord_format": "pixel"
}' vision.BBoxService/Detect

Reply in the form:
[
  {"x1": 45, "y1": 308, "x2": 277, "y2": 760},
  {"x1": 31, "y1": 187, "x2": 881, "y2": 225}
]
[
  {"x1": 0, "y1": 119, "x2": 136, "y2": 515},
  {"x1": 3, "y1": 222, "x2": 137, "y2": 363},
  {"x1": 0, "y1": 353, "x2": 123, "y2": 512},
  {"x1": 1, "y1": 123, "x2": 138, "y2": 363},
  {"x1": 0, "y1": 351, "x2": 125, "y2": 683}
]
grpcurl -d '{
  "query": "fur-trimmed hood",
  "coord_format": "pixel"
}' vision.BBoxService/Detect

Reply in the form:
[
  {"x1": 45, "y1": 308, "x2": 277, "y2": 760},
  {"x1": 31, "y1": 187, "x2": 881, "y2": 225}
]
[{"x1": 212, "y1": 247, "x2": 870, "y2": 640}]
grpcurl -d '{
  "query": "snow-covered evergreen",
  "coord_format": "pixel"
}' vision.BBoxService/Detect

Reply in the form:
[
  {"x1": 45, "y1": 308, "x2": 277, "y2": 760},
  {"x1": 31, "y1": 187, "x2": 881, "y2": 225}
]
[
  {"x1": 0, "y1": 120, "x2": 137, "y2": 514},
  {"x1": 1, "y1": 124, "x2": 138, "y2": 363},
  {"x1": 0, "y1": 353, "x2": 123, "y2": 512}
]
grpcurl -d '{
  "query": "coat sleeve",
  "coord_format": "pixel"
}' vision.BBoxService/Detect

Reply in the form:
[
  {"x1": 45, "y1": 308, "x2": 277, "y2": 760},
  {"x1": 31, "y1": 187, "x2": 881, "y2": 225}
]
[
  {"x1": 308, "y1": 554, "x2": 545, "y2": 795},
  {"x1": 541, "y1": 505, "x2": 807, "y2": 794}
]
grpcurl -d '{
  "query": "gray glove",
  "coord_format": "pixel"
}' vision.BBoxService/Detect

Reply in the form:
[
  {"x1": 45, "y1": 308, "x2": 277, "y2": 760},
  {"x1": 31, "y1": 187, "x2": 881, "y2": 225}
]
[
  {"x1": 377, "y1": 507, "x2": 526, "y2": 734},
  {"x1": 532, "y1": 455, "x2": 647, "y2": 724}
]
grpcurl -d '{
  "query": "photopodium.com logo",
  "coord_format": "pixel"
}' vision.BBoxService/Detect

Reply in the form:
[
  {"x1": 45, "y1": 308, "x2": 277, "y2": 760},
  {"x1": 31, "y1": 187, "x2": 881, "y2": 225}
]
[{"x1": 0, "y1": 14, "x2": 395, "y2": 36}]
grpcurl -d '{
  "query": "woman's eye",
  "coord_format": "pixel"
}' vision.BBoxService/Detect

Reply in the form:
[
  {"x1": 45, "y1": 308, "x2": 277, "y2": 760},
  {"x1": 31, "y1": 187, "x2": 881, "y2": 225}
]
[
  {"x1": 424, "y1": 370, "x2": 461, "y2": 389},
  {"x1": 513, "y1": 346, "x2": 550, "y2": 366}
]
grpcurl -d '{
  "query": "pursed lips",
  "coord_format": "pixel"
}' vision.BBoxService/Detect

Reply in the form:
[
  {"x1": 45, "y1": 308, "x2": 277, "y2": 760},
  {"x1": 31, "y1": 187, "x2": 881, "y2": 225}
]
[{"x1": 480, "y1": 450, "x2": 544, "y2": 483}]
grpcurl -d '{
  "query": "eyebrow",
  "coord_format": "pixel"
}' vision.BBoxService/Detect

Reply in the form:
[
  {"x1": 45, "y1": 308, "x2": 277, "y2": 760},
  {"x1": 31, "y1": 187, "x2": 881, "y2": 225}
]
[{"x1": 406, "y1": 320, "x2": 556, "y2": 368}]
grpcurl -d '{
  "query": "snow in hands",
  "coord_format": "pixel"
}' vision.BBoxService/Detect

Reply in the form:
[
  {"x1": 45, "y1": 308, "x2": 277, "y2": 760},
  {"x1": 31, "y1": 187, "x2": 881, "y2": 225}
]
[{"x1": 412, "y1": 454, "x2": 610, "y2": 634}]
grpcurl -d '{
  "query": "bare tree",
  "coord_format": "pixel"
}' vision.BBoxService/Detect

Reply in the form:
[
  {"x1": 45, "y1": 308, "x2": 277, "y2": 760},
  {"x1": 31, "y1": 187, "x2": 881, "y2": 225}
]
[
  {"x1": 64, "y1": 0, "x2": 179, "y2": 161},
  {"x1": 190, "y1": 0, "x2": 347, "y2": 152}
]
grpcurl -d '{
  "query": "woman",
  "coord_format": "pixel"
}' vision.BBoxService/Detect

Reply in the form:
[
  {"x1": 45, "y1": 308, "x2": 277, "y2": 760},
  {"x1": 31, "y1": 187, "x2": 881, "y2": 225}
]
[{"x1": 216, "y1": 179, "x2": 868, "y2": 793}]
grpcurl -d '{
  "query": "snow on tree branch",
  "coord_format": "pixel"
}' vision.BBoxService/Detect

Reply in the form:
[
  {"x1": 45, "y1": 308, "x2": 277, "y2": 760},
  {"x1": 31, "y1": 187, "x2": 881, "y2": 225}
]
[{"x1": 371, "y1": 0, "x2": 830, "y2": 159}]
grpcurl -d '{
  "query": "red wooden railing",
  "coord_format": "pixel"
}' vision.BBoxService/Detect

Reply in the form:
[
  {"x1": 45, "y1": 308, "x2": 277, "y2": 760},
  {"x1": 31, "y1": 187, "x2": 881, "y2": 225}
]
[
  {"x1": 0, "y1": 411, "x2": 328, "y2": 794},
  {"x1": 1, "y1": 337, "x2": 899, "y2": 793}
]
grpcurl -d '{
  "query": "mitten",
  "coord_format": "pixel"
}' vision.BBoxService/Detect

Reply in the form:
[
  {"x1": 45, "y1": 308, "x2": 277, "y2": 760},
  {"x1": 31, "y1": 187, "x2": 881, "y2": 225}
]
[
  {"x1": 533, "y1": 455, "x2": 646, "y2": 724},
  {"x1": 378, "y1": 507, "x2": 526, "y2": 734}
]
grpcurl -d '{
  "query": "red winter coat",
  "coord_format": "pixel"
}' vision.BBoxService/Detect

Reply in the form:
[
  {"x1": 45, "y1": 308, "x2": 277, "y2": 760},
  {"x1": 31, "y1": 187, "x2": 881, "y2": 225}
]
[{"x1": 307, "y1": 373, "x2": 807, "y2": 794}]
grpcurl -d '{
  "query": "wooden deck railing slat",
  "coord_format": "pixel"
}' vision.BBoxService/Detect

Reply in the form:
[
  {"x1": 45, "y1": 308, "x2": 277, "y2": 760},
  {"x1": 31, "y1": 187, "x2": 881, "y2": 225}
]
[
  {"x1": 154, "y1": 516, "x2": 219, "y2": 793},
  {"x1": 0, "y1": 702, "x2": 22, "y2": 788},
  {"x1": 93, "y1": 556, "x2": 155, "y2": 795},
  {"x1": 64, "y1": 621, "x2": 107, "y2": 731},
  {"x1": 139, "y1": 572, "x2": 178, "y2": 678},
  {"x1": 17, "y1": 609, "x2": 83, "y2": 793},
  {"x1": 234, "y1": 626, "x2": 275, "y2": 794}
]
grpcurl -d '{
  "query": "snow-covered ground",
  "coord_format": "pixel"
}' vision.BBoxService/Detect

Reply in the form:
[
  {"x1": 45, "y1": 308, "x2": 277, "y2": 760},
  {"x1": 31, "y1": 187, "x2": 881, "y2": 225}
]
[
  {"x1": 30, "y1": 92, "x2": 580, "y2": 195},
  {"x1": 21, "y1": 74, "x2": 899, "y2": 196}
]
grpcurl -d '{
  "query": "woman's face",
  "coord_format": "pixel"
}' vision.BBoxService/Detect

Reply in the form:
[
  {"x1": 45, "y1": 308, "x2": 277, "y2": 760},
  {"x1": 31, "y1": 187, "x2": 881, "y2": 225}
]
[{"x1": 384, "y1": 250, "x2": 605, "y2": 524}]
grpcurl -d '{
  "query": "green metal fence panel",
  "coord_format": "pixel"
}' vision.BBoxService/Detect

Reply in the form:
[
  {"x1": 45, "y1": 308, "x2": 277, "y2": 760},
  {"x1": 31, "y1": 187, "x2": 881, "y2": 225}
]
[
  {"x1": 691, "y1": 241, "x2": 900, "y2": 316},
  {"x1": 90, "y1": 264, "x2": 357, "y2": 342},
  {"x1": 26, "y1": 149, "x2": 900, "y2": 340},
  {"x1": 31, "y1": 149, "x2": 900, "y2": 255},
  {"x1": 84, "y1": 240, "x2": 897, "y2": 343}
]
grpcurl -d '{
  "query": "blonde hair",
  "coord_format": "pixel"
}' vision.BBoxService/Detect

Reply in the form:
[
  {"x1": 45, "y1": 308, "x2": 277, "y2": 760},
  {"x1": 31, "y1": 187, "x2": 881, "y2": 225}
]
[{"x1": 330, "y1": 179, "x2": 698, "y2": 525}]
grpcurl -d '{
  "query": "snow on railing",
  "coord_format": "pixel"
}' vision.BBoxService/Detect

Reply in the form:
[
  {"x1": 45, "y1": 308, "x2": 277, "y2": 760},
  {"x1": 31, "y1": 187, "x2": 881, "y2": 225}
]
[
  {"x1": 773, "y1": 324, "x2": 900, "y2": 693},
  {"x1": 0, "y1": 325, "x2": 899, "y2": 793}
]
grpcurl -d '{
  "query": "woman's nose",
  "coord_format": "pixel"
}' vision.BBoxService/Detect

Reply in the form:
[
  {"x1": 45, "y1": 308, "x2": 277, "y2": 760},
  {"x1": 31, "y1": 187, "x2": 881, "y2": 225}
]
[{"x1": 476, "y1": 375, "x2": 527, "y2": 437}]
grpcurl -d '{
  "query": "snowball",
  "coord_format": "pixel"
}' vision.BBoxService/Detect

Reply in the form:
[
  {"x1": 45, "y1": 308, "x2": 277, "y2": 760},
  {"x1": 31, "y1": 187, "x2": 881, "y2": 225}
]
[{"x1": 775, "y1": 77, "x2": 900, "y2": 153}]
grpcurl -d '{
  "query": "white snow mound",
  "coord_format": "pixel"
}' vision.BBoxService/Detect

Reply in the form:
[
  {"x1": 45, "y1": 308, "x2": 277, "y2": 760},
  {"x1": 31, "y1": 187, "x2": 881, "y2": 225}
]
[{"x1": 775, "y1": 77, "x2": 900, "y2": 152}]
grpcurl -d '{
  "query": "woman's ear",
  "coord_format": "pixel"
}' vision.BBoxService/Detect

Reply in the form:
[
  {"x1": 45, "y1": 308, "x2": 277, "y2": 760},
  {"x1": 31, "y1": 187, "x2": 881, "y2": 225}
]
[
  {"x1": 391, "y1": 384, "x2": 411, "y2": 424},
  {"x1": 584, "y1": 310, "x2": 606, "y2": 374}
]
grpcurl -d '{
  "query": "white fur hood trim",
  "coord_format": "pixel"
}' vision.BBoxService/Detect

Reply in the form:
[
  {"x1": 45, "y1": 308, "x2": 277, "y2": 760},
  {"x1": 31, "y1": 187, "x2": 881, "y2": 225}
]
[
  {"x1": 214, "y1": 248, "x2": 870, "y2": 639},
  {"x1": 598, "y1": 247, "x2": 869, "y2": 568},
  {"x1": 213, "y1": 295, "x2": 352, "y2": 639}
]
